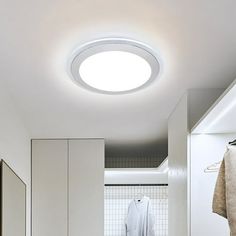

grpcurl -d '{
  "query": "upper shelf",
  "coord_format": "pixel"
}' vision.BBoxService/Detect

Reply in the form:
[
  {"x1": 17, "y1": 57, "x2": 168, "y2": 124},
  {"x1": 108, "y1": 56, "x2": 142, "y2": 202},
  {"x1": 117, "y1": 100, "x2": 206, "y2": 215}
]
[
  {"x1": 192, "y1": 79, "x2": 236, "y2": 134},
  {"x1": 104, "y1": 158, "x2": 168, "y2": 184}
]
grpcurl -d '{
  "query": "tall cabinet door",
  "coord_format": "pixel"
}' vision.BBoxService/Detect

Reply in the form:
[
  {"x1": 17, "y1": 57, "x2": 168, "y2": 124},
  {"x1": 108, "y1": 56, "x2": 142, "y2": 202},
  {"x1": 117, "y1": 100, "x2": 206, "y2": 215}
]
[
  {"x1": 32, "y1": 140, "x2": 68, "y2": 236},
  {"x1": 69, "y1": 139, "x2": 104, "y2": 236}
]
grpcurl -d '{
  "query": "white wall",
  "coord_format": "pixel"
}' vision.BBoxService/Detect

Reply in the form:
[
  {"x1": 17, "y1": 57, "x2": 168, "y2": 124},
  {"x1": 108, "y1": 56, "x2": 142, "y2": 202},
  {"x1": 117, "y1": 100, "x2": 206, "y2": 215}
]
[
  {"x1": 168, "y1": 94, "x2": 188, "y2": 236},
  {"x1": 190, "y1": 134, "x2": 232, "y2": 236},
  {"x1": 0, "y1": 83, "x2": 30, "y2": 236},
  {"x1": 168, "y1": 93, "x2": 189, "y2": 236}
]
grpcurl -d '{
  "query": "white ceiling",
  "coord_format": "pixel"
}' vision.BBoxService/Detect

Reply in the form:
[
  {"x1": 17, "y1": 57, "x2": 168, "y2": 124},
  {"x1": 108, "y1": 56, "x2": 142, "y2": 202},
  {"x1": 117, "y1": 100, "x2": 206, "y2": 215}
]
[{"x1": 1, "y1": 0, "x2": 236, "y2": 158}]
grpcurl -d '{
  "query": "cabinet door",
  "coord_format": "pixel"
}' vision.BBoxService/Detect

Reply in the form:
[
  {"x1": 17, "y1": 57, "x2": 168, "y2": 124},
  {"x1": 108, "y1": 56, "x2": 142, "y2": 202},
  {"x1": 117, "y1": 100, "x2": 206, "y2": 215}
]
[
  {"x1": 32, "y1": 140, "x2": 68, "y2": 236},
  {"x1": 69, "y1": 139, "x2": 104, "y2": 236}
]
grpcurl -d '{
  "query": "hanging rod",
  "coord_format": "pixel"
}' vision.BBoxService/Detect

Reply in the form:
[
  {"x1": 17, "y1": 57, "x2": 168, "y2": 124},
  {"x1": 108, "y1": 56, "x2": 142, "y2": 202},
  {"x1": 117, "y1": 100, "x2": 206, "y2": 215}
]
[{"x1": 104, "y1": 184, "x2": 168, "y2": 186}]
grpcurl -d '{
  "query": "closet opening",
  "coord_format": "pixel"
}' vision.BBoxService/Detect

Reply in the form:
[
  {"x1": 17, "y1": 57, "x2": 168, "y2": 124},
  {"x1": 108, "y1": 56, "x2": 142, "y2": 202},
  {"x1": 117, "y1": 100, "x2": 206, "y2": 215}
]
[
  {"x1": 104, "y1": 154, "x2": 168, "y2": 236},
  {"x1": 189, "y1": 81, "x2": 236, "y2": 235}
]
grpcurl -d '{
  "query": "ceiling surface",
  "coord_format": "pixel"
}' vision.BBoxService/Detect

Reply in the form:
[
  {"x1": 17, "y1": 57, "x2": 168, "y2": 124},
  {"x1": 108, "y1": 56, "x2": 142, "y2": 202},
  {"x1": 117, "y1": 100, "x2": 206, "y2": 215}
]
[{"x1": 1, "y1": 0, "x2": 236, "y2": 158}]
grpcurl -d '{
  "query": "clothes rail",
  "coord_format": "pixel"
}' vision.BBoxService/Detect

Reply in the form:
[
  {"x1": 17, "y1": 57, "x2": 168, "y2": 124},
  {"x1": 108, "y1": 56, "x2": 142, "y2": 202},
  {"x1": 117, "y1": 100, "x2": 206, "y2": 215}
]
[{"x1": 105, "y1": 184, "x2": 168, "y2": 186}]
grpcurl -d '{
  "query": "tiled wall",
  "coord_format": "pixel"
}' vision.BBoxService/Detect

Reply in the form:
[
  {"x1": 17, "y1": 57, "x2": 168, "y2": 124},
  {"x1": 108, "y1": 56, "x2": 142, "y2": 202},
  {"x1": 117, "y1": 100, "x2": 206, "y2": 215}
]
[
  {"x1": 105, "y1": 156, "x2": 163, "y2": 168},
  {"x1": 104, "y1": 185, "x2": 168, "y2": 236}
]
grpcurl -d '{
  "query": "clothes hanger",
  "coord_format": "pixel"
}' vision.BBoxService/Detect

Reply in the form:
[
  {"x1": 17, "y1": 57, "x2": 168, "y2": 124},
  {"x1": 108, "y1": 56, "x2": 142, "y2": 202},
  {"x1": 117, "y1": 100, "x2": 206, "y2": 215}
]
[
  {"x1": 204, "y1": 161, "x2": 221, "y2": 173},
  {"x1": 204, "y1": 140, "x2": 236, "y2": 173},
  {"x1": 134, "y1": 193, "x2": 144, "y2": 201},
  {"x1": 229, "y1": 139, "x2": 236, "y2": 145}
]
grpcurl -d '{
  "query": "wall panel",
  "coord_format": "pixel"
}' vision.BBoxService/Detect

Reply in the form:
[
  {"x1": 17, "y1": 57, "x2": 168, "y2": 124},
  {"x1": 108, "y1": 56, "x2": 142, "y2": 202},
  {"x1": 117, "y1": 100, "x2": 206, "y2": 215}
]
[
  {"x1": 68, "y1": 139, "x2": 104, "y2": 236},
  {"x1": 32, "y1": 140, "x2": 68, "y2": 236}
]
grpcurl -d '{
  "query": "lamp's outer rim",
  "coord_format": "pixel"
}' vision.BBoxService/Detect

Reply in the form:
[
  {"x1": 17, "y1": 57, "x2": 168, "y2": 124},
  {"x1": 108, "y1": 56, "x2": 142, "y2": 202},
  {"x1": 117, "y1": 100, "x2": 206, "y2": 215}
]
[{"x1": 68, "y1": 38, "x2": 162, "y2": 95}]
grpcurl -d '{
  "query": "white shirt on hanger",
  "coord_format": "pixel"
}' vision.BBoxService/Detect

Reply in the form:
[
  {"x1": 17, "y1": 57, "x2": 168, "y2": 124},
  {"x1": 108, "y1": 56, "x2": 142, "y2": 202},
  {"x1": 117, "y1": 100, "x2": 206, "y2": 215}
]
[{"x1": 125, "y1": 196, "x2": 155, "y2": 236}]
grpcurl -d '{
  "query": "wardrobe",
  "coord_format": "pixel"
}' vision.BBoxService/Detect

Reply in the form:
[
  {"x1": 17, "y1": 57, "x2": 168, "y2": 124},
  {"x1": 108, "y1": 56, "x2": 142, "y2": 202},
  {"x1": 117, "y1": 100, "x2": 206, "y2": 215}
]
[
  {"x1": 168, "y1": 79, "x2": 236, "y2": 236},
  {"x1": 190, "y1": 82, "x2": 236, "y2": 236},
  {"x1": 31, "y1": 139, "x2": 104, "y2": 236}
]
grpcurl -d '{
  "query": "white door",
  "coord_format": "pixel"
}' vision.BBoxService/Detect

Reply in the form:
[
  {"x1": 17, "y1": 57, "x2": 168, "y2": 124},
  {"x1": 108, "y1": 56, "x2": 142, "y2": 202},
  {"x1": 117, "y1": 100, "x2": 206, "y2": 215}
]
[{"x1": 68, "y1": 139, "x2": 104, "y2": 236}]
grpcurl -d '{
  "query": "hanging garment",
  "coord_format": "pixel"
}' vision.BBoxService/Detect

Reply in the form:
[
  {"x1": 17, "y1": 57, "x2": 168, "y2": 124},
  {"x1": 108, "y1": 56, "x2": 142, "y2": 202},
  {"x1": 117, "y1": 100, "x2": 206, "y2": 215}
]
[
  {"x1": 125, "y1": 196, "x2": 155, "y2": 236},
  {"x1": 213, "y1": 145, "x2": 236, "y2": 236}
]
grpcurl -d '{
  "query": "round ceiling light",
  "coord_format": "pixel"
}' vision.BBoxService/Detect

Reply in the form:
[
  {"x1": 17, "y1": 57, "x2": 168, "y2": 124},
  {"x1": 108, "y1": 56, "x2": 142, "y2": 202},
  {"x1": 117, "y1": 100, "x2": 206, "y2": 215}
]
[{"x1": 70, "y1": 38, "x2": 161, "y2": 94}]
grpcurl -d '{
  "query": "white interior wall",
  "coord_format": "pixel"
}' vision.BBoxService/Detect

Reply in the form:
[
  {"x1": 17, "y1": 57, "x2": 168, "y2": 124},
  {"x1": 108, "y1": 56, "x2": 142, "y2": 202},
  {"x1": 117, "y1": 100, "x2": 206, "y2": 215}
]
[
  {"x1": 168, "y1": 93, "x2": 189, "y2": 236},
  {"x1": 190, "y1": 134, "x2": 232, "y2": 236},
  {"x1": 0, "y1": 83, "x2": 31, "y2": 236}
]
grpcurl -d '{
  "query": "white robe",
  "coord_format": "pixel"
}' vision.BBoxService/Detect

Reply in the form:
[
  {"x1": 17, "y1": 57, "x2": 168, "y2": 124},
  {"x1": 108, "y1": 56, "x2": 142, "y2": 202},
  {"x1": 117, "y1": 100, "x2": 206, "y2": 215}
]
[{"x1": 125, "y1": 196, "x2": 155, "y2": 236}]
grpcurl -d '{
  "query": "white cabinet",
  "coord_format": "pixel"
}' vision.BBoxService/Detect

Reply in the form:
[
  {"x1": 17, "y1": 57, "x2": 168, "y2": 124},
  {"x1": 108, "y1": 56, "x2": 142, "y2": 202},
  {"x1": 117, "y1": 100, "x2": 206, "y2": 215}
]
[
  {"x1": 32, "y1": 140, "x2": 68, "y2": 236},
  {"x1": 168, "y1": 89, "x2": 224, "y2": 236},
  {"x1": 31, "y1": 139, "x2": 104, "y2": 236},
  {"x1": 168, "y1": 83, "x2": 236, "y2": 236},
  {"x1": 69, "y1": 139, "x2": 104, "y2": 236},
  {"x1": 189, "y1": 81, "x2": 236, "y2": 236}
]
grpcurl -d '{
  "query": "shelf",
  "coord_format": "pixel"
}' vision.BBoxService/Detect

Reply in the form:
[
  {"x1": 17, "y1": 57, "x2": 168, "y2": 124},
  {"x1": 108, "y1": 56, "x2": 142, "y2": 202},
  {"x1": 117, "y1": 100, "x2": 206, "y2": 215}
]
[{"x1": 104, "y1": 159, "x2": 168, "y2": 185}]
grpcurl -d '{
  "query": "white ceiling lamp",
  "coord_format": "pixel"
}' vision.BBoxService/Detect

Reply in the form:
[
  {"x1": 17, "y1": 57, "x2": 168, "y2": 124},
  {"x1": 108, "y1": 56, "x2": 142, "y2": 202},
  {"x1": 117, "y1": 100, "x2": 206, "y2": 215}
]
[{"x1": 69, "y1": 38, "x2": 161, "y2": 94}]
